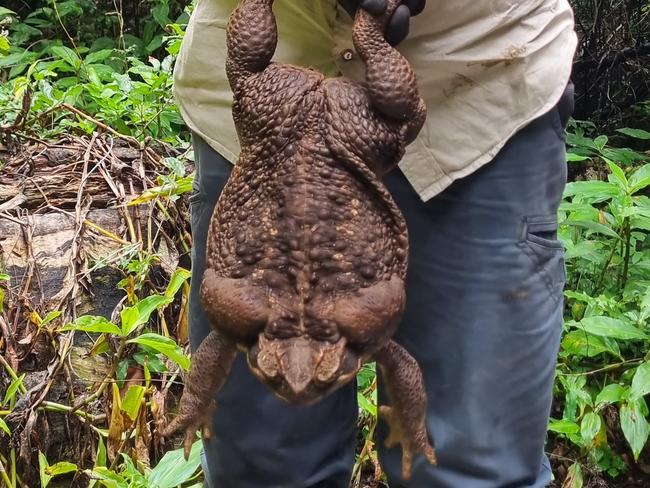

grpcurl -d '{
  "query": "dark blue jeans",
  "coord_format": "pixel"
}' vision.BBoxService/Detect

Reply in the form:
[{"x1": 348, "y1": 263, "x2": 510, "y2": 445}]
[{"x1": 189, "y1": 88, "x2": 572, "y2": 488}]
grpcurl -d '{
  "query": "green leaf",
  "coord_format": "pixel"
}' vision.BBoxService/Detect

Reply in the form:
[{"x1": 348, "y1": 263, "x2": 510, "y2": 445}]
[
  {"x1": 548, "y1": 418, "x2": 580, "y2": 435},
  {"x1": 120, "y1": 295, "x2": 173, "y2": 336},
  {"x1": 47, "y1": 461, "x2": 77, "y2": 477},
  {"x1": 127, "y1": 333, "x2": 190, "y2": 371},
  {"x1": 629, "y1": 165, "x2": 650, "y2": 194},
  {"x1": 564, "y1": 220, "x2": 620, "y2": 239},
  {"x1": 566, "y1": 152, "x2": 591, "y2": 162},
  {"x1": 121, "y1": 385, "x2": 145, "y2": 421},
  {"x1": 39, "y1": 451, "x2": 52, "y2": 488},
  {"x1": 606, "y1": 159, "x2": 628, "y2": 188},
  {"x1": 630, "y1": 362, "x2": 650, "y2": 401},
  {"x1": 581, "y1": 412, "x2": 602, "y2": 443},
  {"x1": 152, "y1": 3, "x2": 171, "y2": 28},
  {"x1": 88, "y1": 467, "x2": 129, "y2": 488},
  {"x1": 41, "y1": 310, "x2": 62, "y2": 326},
  {"x1": 617, "y1": 128, "x2": 650, "y2": 140},
  {"x1": 620, "y1": 401, "x2": 650, "y2": 460},
  {"x1": 0, "y1": 273, "x2": 8, "y2": 281},
  {"x1": 577, "y1": 316, "x2": 649, "y2": 341},
  {"x1": 0, "y1": 7, "x2": 16, "y2": 17},
  {"x1": 4, "y1": 373, "x2": 25, "y2": 405},
  {"x1": 561, "y1": 330, "x2": 622, "y2": 359},
  {"x1": 84, "y1": 49, "x2": 114, "y2": 64},
  {"x1": 50, "y1": 45, "x2": 82, "y2": 70},
  {"x1": 148, "y1": 440, "x2": 202, "y2": 488},
  {"x1": 165, "y1": 267, "x2": 191, "y2": 299},
  {"x1": 594, "y1": 135, "x2": 608, "y2": 152},
  {"x1": 0, "y1": 35, "x2": 9, "y2": 55},
  {"x1": 564, "y1": 463, "x2": 583, "y2": 488},
  {"x1": 563, "y1": 181, "x2": 621, "y2": 203},
  {"x1": 357, "y1": 391, "x2": 377, "y2": 417},
  {"x1": 0, "y1": 417, "x2": 11, "y2": 435},
  {"x1": 61, "y1": 316, "x2": 122, "y2": 336},
  {"x1": 595, "y1": 384, "x2": 627, "y2": 408}
]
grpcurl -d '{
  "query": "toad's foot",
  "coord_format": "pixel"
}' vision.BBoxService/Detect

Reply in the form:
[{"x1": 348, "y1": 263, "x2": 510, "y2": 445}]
[
  {"x1": 375, "y1": 340, "x2": 436, "y2": 480},
  {"x1": 379, "y1": 404, "x2": 436, "y2": 480},
  {"x1": 159, "y1": 330, "x2": 237, "y2": 459},
  {"x1": 161, "y1": 397, "x2": 217, "y2": 460}
]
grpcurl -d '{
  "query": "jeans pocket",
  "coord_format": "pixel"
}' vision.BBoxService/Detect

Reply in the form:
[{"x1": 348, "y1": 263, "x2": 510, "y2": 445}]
[{"x1": 519, "y1": 215, "x2": 566, "y2": 301}]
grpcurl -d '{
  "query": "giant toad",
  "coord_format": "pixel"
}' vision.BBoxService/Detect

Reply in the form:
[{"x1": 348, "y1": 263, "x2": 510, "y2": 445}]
[{"x1": 163, "y1": 0, "x2": 435, "y2": 479}]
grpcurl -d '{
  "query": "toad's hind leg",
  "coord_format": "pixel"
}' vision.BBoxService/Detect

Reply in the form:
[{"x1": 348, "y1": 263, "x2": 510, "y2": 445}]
[
  {"x1": 226, "y1": 0, "x2": 278, "y2": 92},
  {"x1": 352, "y1": 1, "x2": 426, "y2": 142},
  {"x1": 375, "y1": 340, "x2": 436, "y2": 480},
  {"x1": 160, "y1": 331, "x2": 237, "y2": 459}
]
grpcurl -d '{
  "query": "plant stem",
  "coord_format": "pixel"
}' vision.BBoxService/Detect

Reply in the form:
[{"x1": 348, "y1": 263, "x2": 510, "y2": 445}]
[
  {"x1": 593, "y1": 236, "x2": 619, "y2": 295},
  {"x1": 560, "y1": 357, "x2": 643, "y2": 376},
  {"x1": 0, "y1": 456, "x2": 14, "y2": 488},
  {"x1": 619, "y1": 217, "x2": 632, "y2": 289}
]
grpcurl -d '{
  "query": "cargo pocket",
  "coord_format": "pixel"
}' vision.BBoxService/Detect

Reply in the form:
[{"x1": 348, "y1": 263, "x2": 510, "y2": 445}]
[{"x1": 519, "y1": 215, "x2": 566, "y2": 302}]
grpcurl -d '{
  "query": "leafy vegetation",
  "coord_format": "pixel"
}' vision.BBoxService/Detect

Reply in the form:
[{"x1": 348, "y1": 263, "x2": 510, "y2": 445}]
[{"x1": 1, "y1": 1, "x2": 649, "y2": 488}]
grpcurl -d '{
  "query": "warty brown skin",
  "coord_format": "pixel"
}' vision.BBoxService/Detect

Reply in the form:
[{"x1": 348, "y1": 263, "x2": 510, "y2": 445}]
[{"x1": 162, "y1": 0, "x2": 435, "y2": 479}]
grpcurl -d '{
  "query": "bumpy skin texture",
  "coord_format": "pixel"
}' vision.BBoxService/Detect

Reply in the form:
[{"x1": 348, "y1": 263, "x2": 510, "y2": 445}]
[{"x1": 162, "y1": 0, "x2": 433, "y2": 479}]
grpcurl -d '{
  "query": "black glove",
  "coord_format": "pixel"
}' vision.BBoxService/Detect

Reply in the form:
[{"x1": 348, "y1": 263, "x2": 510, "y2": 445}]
[{"x1": 338, "y1": 0, "x2": 426, "y2": 46}]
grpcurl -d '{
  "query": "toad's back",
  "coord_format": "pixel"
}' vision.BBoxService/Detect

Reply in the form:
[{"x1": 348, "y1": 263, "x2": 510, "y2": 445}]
[{"x1": 206, "y1": 63, "x2": 409, "y2": 331}]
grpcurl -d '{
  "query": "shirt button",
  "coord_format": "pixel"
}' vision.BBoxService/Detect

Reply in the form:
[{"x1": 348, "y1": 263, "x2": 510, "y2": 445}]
[{"x1": 341, "y1": 49, "x2": 354, "y2": 61}]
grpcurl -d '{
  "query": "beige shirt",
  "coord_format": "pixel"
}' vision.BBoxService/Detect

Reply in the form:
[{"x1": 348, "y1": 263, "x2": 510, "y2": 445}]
[{"x1": 174, "y1": 0, "x2": 577, "y2": 201}]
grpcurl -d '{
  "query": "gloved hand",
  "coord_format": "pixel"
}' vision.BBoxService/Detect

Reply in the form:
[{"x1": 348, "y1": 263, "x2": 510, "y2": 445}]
[{"x1": 338, "y1": 0, "x2": 426, "y2": 46}]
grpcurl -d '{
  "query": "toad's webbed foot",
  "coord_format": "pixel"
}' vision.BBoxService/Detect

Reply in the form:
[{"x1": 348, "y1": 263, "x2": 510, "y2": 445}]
[
  {"x1": 379, "y1": 404, "x2": 436, "y2": 480},
  {"x1": 161, "y1": 396, "x2": 217, "y2": 460},
  {"x1": 160, "y1": 330, "x2": 237, "y2": 459},
  {"x1": 375, "y1": 340, "x2": 436, "y2": 480}
]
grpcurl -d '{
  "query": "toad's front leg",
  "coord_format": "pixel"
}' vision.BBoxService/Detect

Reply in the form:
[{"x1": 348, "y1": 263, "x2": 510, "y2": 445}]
[
  {"x1": 161, "y1": 330, "x2": 237, "y2": 459},
  {"x1": 375, "y1": 340, "x2": 436, "y2": 480}
]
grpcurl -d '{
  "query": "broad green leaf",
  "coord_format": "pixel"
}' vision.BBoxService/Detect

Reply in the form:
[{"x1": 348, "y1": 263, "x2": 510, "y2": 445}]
[
  {"x1": 0, "y1": 35, "x2": 9, "y2": 54},
  {"x1": 84, "y1": 49, "x2": 114, "y2": 64},
  {"x1": 563, "y1": 220, "x2": 620, "y2": 239},
  {"x1": 561, "y1": 331, "x2": 621, "y2": 359},
  {"x1": 629, "y1": 165, "x2": 650, "y2": 193},
  {"x1": 620, "y1": 401, "x2": 650, "y2": 460},
  {"x1": 148, "y1": 440, "x2": 202, "y2": 488},
  {"x1": 563, "y1": 181, "x2": 620, "y2": 203},
  {"x1": 152, "y1": 3, "x2": 171, "y2": 28},
  {"x1": 548, "y1": 418, "x2": 580, "y2": 434},
  {"x1": 121, "y1": 385, "x2": 146, "y2": 421},
  {"x1": 594, "y1": 135, "x2": 608, "y2": 152},
  {"x1": 41, "y1": 310, "x2": 62, "y2": 326},
  {"x1": 61, "y1": 316, "x2": 122, "y2": 336},
  {"x1": 595, "y1": 384, "x2": 627, "y2": 408},
  {"x1": 127, "y1": 333, "x2": 190, "y2": 371},
  {"x1": 0, "y1": 417, "x2": 10, "y2": 435},
  {"x1": 630, "y1": 362, "x2": 650, "y2": 401},
  {"x1": 564, "y1": 463, "x2": 583, "y2": 488},
  {"x1": 0, "y1": 7, "x2": 15, "y2": 16},
  {"x1": 120, "y1": 295, "x2": 173, "y2": 336},
  {"x1": 47, "y1": 461, "x2": 77, "y2": 477},
  {"x1": 88, "y1": 467, "x2": 129, "y2": 488},
  {"x1": 0, "y1": 273, "x2": 8, "y2": 281},
  {"x1": 357, "y1": 391, "x2": 377, "y2": 417},
  {"x1": 4, "y1": 373, "x2": 25, "y2": 405},
  {"x1": 617, "y1": 128, "x2": 650, "y2": 140},
  {"x1": 606, "y1": 160, "x2": 628, "y2": 190},
  {"x1": 580, "y1": 412, "x2": 601, "y2": 443},
  {"x1": 39, "y1": 451, "x2": 52, "y2": 488},
  {"x1": 165, "y1": 267, "x2": 191, "y2": 299},
  {"x1": 566, "y1": 152, "x2": 591, "y2": 162},
  {"x1": 50, "y1": 45, "x2": 82, "y2": 70},
  {"x1": 577, "y1": 316, "x2": 648, "y2": 340}
]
